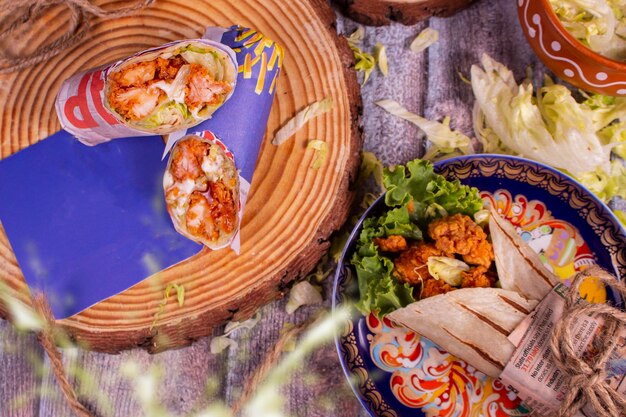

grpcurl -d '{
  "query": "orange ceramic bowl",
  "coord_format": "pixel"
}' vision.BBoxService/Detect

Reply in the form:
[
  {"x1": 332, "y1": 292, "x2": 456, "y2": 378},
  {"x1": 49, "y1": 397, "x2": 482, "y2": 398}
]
[{"x1": 518, "y1": 0, "x2": 626, "y2": 96}]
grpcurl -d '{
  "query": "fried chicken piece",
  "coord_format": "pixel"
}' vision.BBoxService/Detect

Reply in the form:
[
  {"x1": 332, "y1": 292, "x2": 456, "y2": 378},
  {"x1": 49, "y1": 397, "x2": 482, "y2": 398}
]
[
  {"x1": 170, "y1": 139, "x2": 211, "y2": 181},
  {"x1": 393, "y1": 242, "x2": 444, "y2": 285},
  {"x1": 185, "y1": 64, "x2": 232, "y2": 110},
  {"x1": 186, "y1": 191, "x2": 215, "y2": 240},
  {"x1": 208, "y1": 181, "x2": 237, "y2": 234},
  {"x1": 108, "y1": 86, "x2": 162, "y2": 121},
  {"x1": 462, "y1": 239, "x2": 494, "y2": 268},
  {"x1": 460, "y1": 266, "x2": 496, "y2": 289},
  {"x1": 155, "y1": 56, "x2": 185, "y2": 81},
  {"x1": 185, "y1": 180, "x2": 237, "y2": 242},
  {"x1": 373, "y1": 235, "x2": 408, "y2": 252},
  {"x1": 110, "y1": 61, "x2": 157, "y2": 88},
  {"x1": 421, "y1": 278, "x2": 455, "y2": 298},
  {"x1": 428, "y1": 213, "x2": 494, "y2": 268}
]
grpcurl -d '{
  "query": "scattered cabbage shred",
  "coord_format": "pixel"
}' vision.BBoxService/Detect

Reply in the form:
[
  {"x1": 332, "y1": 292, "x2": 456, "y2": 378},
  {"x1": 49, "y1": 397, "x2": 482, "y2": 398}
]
[
  {"x1": 410, "y1": 28, "x2": 439, "y2": 53},
  {"x1": 376, "y1": 99, "x2": 474, "y2": 158},
  {"x1": 549, "y1": 0, "x2": 626, "y2": 61},
  {"x1": 307, "y1": 140, "x2": 328, "y2": 170},
  {"x1": 210, "y1": 313, "x2": 261, "y2": 354},
  {"x1": 427, "y1": 256, "x2": 470, "y2": 287},
  {"x1": 374, "y1": 42, "x2": 389, "y2": 76},
  {"x1": 272, "y1": 97, "x2": 333, "y2": 145},
  {"x1": 346, "y1": 26, "x2": 389, "y2": 84},
  {"x1": 285, "y1": 281, "x2": 323, "y2": 314},
  {"x1": 471, "y1": 54, "x2": 626, "y2": 204}
]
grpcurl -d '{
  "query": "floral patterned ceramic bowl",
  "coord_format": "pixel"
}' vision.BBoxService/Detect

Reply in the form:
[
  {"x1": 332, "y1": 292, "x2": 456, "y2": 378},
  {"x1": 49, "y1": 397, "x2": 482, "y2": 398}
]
[
  {"x1": 517, "y1": 0, "x2": 626, "y2": 96},
  {"x1": 333, "y1": 155, "x2": 626, "y2": 417}
]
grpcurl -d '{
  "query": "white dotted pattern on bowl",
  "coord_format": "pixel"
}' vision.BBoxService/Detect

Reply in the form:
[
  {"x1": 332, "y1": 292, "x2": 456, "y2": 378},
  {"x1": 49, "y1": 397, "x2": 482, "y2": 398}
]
[{"x1": 520, "y1": 0, "x2": 626, "y2": 95}]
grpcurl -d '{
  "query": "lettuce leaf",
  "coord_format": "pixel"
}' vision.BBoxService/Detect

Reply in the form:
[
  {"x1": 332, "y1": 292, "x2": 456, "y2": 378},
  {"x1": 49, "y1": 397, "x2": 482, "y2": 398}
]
[
  {"x1": 138, "y1": 100, "x2": 190, "y2": 129},
  {"x1": 351, "y1": 159, "x2": 483, "y2": 316},
  {"x1": 384, "y1": 159, "x2": 483, "y2": 226},
  {"x1": 471, "y1": 53, "x2": 611, "y2": 175}
]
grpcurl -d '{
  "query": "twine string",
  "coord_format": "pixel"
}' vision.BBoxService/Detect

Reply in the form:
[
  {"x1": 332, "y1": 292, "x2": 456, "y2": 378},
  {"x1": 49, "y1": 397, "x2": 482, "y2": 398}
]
[
  {"x1": 32, "y1": 294, "x2": 99, "y2": 417},
  {"x1": 0, "y1": 0, "x2": 155, "y2": 73},
  {"x1": 550, "y1": 266, "x2": 626, "y2": 417},
  {"x1": 31, "y1": 290, "x2": 315, "y2": 417}
]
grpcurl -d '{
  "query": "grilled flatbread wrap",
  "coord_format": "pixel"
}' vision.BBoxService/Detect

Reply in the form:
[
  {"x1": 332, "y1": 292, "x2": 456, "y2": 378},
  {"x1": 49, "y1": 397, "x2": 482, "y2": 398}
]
[
  {"x1": 489, "y1": 208, "x2": 560, "y2": 301},
  {"x1": 164, "y1": 135, "x2": 240, "y2": 249},
  {"x1": 387, "y1": 212, "x2": 563, "y2": 377},
  {"x1": 105, "y1": 40, "x2": 237, "y2": 134},
  {"x1": 387, "y1": 288, "x2": 538, "y2": 378}
]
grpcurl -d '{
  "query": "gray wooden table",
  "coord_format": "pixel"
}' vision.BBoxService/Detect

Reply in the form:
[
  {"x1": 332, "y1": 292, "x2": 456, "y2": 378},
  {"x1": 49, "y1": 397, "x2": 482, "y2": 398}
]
[{"x1": 0, "y1": 1, "x2": 572, "y2": 416}]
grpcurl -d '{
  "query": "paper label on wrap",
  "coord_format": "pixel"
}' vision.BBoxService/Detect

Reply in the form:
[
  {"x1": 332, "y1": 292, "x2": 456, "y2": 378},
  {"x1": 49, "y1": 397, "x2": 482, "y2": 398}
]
[{"x1": 500, "y1": 284, "x2": 626, "y2": 417}]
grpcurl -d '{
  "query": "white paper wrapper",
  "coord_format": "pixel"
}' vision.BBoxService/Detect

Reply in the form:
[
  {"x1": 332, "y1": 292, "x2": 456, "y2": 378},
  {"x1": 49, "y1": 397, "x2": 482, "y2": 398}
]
[{"x1": 55, "y1": 39, "x2": 237, "y2": 145}]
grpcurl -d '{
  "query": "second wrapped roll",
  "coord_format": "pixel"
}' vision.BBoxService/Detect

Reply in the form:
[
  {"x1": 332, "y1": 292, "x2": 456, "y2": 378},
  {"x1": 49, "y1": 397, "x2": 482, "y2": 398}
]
[{"x1": 163, "y1": 133, "x2": 240, "y2": 250}]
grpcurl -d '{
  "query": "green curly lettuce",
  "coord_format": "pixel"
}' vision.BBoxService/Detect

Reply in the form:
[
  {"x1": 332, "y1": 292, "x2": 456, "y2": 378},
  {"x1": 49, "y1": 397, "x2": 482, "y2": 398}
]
[{"x1": 351, "y1": 159, "x2": 483, "y2": 316}]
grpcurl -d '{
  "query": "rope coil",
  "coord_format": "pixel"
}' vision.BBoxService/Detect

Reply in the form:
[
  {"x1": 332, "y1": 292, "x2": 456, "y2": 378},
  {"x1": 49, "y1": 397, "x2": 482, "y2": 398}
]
[
  {"x1": 550, "y1": 266, "x2": 626, "y2": 417},
  {"x1": 0, "y1": 0, "x2": 155, "y2": 73}
]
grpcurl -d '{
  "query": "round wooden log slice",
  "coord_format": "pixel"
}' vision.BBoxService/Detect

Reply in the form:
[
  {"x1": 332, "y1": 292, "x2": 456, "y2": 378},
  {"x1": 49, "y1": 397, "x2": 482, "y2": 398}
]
[
  {"x1": 334, "y1": 0, "x2": 478, "y2": 26},
  {"x1": 0, "y1": 0, "x2": 361, "y2": 352}
]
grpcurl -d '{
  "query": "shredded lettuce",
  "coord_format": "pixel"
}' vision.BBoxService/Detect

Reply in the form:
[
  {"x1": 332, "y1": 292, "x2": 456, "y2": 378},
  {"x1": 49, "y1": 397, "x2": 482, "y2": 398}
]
[
  {"x1": 615, "y1": 209, "x2": 626, "y2": 226},
  {"x1": 471, "y1": 54, "x2": 611, "y2": 175},
  {"x1": 376, "y1": 99, "x2": 474, "y2": 156},
  {"x1": 351, "y1": 160, "x2": 483, "y2": 315},
  {"x1": 410, "y1": 28, "x2": 439, "y2": 53},
  {"x1": 272, "y1": 97, "x2": 333, "y2": 145},
  {"x1": 139, "y1": 101, "x2": 190, "y2": 130},
  {"x1": 307, "y1": 139, "x2": 328, "y2": 169},
  {"x1": 352, "y1": 46, "x2": 376, "y2": 85},
  {"x1": 180, "y1": 49, "x2": 232, "y2": 83},
  {"x1": 549, "y1": 0, "x2": 626, "y2": 60},
  {"x1": 150, "y1": 283, "x2": 185, "y2": 330},
  {"x1": 373, "y1": 42, "x2": 389, "y2": 76},
  {"x1": 210, "y1": 313, "x2": 261, "y2": 354},
  {"x1": 579, "y1": 160, "x2": 626, "y2": 201},
  {"x1": 286, "y1": 281, "x2": 323, "y2": 314},
  {"x1": 346, "y1": 27, "x2": 388, "y2": 84},
  {"x1": 427, "y1": 256, "x2": 470, "y2": 287},
  {"x1": 346, "y1": 26, "x2": 365, "y2": 46},
  {"x1": 470, "y1": 54, "x2": 626, "y2": 208}
]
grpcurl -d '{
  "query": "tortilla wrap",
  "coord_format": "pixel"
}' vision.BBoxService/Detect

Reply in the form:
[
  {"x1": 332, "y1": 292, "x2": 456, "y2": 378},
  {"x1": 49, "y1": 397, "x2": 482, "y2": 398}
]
[
  {"x1": 104, "y1": 40, "x2": 237, "y2": 134},
  {"x1": 164, "y1": 135, "x2": 240, "y2": 250},
  {"x1": 387, "y1": 212, "x2": 563, "y2": 377},
  {"x1": 387, "y1": 288, "x2": 538, "y2": 377},
  {"x1": 489, "y1": 208, "x2": 559, "y2": 301}
]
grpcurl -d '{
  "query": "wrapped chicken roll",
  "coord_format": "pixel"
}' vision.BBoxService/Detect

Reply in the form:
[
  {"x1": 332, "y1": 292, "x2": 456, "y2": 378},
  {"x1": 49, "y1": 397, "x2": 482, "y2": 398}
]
[
  {"x1": 105, "y1": 40, "x2": 236, "y2": 132},
  {"x1": 56, "y1": 39, "x2": 237, "y2": 144},
  {"x1": 164, "y1": 134, "x2": 240, "y2": 249}
]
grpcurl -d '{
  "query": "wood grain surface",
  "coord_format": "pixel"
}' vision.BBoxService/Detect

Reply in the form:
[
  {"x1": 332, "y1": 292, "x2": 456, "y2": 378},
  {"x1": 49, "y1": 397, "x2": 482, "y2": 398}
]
[
  {"x1": 3, "y1": 1, "x2": 624, "y2": 417},
  {"x1": 0, "y1": 0, "x2": 361, "y2": 353},
  {"x1": 333, "y1": 0, "x2": 479, "y2": 25}
]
